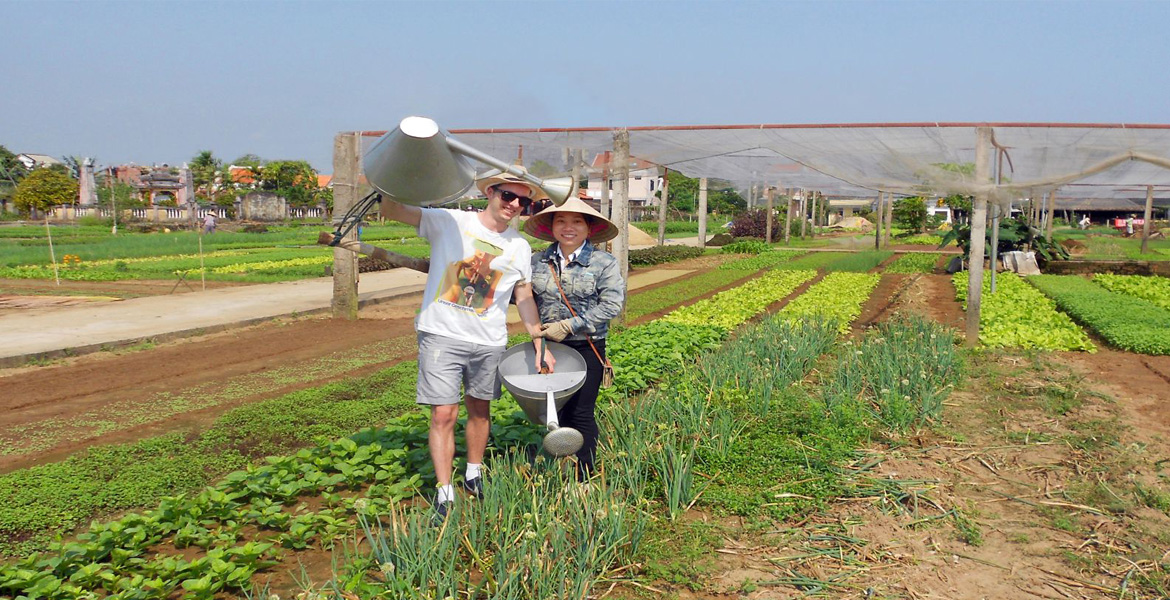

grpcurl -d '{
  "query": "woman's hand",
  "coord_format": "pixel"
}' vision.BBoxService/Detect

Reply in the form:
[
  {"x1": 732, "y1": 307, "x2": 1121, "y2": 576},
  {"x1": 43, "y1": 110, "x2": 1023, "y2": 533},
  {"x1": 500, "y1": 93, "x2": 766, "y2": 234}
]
[{"x1": 540, "y1": 319, "x2": 574, "y2": 342}]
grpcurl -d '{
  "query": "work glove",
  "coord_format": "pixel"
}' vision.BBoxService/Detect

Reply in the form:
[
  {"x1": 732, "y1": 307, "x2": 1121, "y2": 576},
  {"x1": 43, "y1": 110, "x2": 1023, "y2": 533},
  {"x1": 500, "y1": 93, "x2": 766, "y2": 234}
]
[{"x1": 540, "y1": 319, "x2": 574, "y2": 342}]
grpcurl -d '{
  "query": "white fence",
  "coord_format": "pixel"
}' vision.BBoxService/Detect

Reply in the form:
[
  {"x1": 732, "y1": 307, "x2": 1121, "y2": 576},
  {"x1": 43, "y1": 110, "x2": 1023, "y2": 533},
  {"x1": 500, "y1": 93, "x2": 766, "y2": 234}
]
[{"x1": 49, "y1": 205, "x2": 325, "y2": 222}]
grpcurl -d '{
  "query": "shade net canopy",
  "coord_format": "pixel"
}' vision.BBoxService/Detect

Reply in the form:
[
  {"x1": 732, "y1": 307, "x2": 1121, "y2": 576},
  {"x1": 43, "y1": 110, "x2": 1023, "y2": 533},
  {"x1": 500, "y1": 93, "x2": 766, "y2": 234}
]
[{"x1": 356, "y1": 123, "x2": 1170, "y2": 204}]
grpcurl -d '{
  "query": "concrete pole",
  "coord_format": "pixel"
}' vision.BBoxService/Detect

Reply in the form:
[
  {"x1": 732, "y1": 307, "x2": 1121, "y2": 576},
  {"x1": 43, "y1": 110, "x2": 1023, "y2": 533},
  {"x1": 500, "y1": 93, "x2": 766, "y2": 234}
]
[
  {"x1": 783, "y1": 189, "x2": 792, "y2": 244},
  {"x1": 874, "y1": 192, "x2": 883, "y2": 250},
  {"x1": 809, "y1": 192, "x2": 817, "y2": 239},
  {"x1": 965, "y1": 127, "x2": 993, "y2": 348},
  {"x1": 765, "y1": 186, "x2": 774, "y2": 243},
  {"x1": 882, "y1": 191, "x2": 894, "y2": 247},
  {"x1": 799, "y1": 191, "x2": 807, "y2": 239},
  {"x1": 612, "y1": 130, "x2": 631, "y2": 286},
  {"x1": 697, "y1": 177, "x2": 708, "y2": 249},
  {"x1": 1142, "y1": 185, "x2": 1155, "y2": 254},
  {"x1": 331, "y1": 132, "x2": 360, "y2": 319},
  {"x1": 1046, "y1": 189, "x2": 1057, "y2": 242},
  {"x1": 600, "y1": 151, "x2": 611, "y2": 220},
  {"x1": 989, "y1": 201, "x2": 1000, "y2": 293},
  {"x1": 656, "y1": 167, "x2": 669, "y2": 246}
]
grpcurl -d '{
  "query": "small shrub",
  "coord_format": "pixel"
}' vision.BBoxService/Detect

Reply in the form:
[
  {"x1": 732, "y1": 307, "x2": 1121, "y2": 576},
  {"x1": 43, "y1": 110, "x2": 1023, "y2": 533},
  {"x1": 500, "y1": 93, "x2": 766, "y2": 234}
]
[
  {"x1": 628, "y1": 245, "x2": 702, "y2": 266},
  {"x1": 720, "y1": 240, "x2": 770, "y2": 254},
  {"x1": 729, "y1": 209, "x2": 771, "y2": 238}
]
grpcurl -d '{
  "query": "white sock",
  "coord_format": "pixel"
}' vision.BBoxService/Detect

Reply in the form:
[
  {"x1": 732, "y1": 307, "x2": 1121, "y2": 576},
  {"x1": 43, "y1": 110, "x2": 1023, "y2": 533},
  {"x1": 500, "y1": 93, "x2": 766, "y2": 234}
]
[
  {"x1": 437, "y1": 484, "x2": 455, "y2": 503},
  {"x1": 466, "y1": 463, "x2": 482, "y2": 480}
]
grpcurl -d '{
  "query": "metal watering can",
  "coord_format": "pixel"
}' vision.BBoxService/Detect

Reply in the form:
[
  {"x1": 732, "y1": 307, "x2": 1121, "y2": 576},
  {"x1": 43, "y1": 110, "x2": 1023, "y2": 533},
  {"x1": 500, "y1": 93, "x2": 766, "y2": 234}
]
[{"x1": 498, "y1": 340, "x2": 587, "y2": 457}]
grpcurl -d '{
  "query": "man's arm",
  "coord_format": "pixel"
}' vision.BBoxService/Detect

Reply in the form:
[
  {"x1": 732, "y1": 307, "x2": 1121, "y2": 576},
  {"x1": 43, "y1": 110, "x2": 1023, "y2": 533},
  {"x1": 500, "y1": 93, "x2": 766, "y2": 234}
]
[
  {"x1": 379, "y1": 199, "x2": 422, "y2": 228},
  {"x1": 513, "y1": 282, "x2": 556, "y2": 371}
]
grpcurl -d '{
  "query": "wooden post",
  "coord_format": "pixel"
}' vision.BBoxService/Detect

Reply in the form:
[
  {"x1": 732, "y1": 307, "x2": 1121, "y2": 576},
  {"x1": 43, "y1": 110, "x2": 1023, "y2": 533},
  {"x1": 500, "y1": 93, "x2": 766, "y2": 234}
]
[
  {"x1": 1046, "y1": 189, "x2": 1056, "y2": 242},
  {"x1": 331, "y1": 132, "x2": 360, "y2": 319},
  {"x1": 882, "y1": 192, "x2": 894, "y2": 247},
  {"x1": 765, "y1": 186, "x2": 774, "y2": 243},
  {"x1": 1142, "y1": 185, "x2": 1155, "y2": 254},
  {"x1": 612, "y1": 129, "x2": 631, "y2": 290},
  {"x1": 874, "y1": 192, "x2": 883, "y2": 250},
  {"x1": 697, "y1": 177, "x2": 708, "y2": 249},
  {"x1": 965, "y1": 127, "x2": 993, "y2": 348},
  {"x1": 783, "y1": 188, "x2": 792, "y2": 244},
  {"x1": 656, "y1": 167, "x2": 669, "y2": 246}
]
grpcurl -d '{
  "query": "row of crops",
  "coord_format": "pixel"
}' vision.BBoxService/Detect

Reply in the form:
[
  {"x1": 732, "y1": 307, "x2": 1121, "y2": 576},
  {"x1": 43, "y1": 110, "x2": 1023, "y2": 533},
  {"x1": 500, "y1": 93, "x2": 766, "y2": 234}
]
[
  {"x1": 953, "y1": 272, "x2": 1170, "y2": 355},
  {"x1": 1, "y1": 254, "x2": 961, "y2": 599}
]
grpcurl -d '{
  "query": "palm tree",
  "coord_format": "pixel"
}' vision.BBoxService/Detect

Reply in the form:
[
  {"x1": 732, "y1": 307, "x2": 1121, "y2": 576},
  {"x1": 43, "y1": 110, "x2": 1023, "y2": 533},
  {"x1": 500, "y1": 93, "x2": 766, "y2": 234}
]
[{"x1": 190, "y1": 150, "x2": 222, "y2": 202}]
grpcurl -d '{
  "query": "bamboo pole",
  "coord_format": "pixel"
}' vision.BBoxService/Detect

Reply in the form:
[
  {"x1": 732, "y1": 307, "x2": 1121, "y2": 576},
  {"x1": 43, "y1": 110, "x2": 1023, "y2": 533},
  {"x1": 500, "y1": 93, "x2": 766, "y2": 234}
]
[
  {"x1": 697, "y1": 177, "x2": 708, "y2": 249},
  {"x1": 45, "y1": 216, "x2": 60, "y2": 286},
  {"x1": 873, "y1": 192, "x2": 883, "y2": 250},
  {"x1": 656, "y1": 167, "x2": 669, "y2": 246},
  {"x1": 783, "y1": 188, "x2": 792, "y2": 244},
  {"x1": 600, "y1": 151, "x2": 611, "y2": 220},
  {"x1": 1142, "y1": 185, "x2": 1155, "y2": 254},
  {"x1": 882, "y1": 191, "x2": 893, "y2": 247},
  {"x1": 1046, "y1": 189, "x2": 1056, "y2": 242},
  {"x1": 765, "y1": 186, "x2": 774, "y2": 243},
  {"x1": 965, "y1": 127, "x2": 993, "y2": 347}
]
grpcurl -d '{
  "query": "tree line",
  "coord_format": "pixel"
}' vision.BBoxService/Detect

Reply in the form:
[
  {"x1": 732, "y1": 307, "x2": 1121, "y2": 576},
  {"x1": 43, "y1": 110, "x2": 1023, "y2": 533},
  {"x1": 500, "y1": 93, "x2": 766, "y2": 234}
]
[{"x1": 0, "y1": 145, "x2": 331, "y2": 217}]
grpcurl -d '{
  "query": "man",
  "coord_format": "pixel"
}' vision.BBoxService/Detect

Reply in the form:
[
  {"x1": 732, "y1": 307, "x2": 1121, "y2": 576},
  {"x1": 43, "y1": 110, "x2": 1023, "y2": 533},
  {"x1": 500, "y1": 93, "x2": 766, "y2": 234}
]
[
  {"x1": 381, "y1": 170, "x2": 554, "y2": 521},
  {"x1": 203, "y1": 212, "x2": 217, "y2": 234}
]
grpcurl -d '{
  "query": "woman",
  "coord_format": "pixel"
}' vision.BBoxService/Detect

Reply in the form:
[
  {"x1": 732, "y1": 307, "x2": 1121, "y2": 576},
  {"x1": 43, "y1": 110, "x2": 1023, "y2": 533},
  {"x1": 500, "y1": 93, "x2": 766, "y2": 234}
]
[{"x1": 524, "y1": 198, "x2": 625, "y2": 480}]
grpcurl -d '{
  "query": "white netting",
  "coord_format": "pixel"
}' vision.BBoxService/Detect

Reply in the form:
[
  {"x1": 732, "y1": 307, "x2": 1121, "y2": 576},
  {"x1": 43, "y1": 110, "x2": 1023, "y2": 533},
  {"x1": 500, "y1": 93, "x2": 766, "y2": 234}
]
[{"x1": 356, "y1": 123, "x2": 1170, "y2": 205}]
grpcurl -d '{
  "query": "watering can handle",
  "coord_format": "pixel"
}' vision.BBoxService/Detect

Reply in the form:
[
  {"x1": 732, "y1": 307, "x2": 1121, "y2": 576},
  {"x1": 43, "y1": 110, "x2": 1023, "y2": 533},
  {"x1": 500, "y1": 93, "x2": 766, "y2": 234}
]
[{"x1": 536, "y1": 338, "x2": 550, "y2": 374}]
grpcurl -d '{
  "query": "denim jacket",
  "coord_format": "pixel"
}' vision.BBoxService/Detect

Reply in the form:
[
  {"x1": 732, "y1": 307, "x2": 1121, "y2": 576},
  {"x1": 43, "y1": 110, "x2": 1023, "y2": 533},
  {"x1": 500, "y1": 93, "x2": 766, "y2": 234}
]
[{"x1": 531, "y1": 241, "x2": 626, "y2": 341}]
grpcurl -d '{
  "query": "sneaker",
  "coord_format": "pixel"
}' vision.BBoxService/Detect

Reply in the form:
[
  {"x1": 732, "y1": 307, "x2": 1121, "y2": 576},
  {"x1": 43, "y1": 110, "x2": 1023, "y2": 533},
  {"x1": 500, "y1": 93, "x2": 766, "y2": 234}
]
[
  {"x1": 431, "y1": 500, "x2": 454, "y2": 527},
  {"x1": 462, "y1": 476, "x2": 483, "y2": 500}
]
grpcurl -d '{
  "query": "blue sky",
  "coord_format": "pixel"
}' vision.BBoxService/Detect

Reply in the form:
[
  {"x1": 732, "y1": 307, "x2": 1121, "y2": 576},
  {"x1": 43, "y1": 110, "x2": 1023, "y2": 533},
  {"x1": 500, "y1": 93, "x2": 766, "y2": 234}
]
[{"x1": 2, "y1": 0, "x2": 1167, "y2": 172}]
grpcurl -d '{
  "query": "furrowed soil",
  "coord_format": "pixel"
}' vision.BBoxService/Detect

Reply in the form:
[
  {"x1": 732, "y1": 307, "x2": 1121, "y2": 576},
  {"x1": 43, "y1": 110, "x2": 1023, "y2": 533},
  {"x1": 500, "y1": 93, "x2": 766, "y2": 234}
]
[{"x1": 4, "y1": 262, "x2": 1169, "y2": 599}]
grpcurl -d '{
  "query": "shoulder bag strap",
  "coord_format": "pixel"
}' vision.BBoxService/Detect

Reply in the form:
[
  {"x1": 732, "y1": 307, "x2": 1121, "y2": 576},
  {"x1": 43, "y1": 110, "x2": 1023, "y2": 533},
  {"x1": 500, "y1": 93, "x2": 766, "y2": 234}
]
[{"x1": 547, "y1": 263, "x2": 611, "y2": 368}]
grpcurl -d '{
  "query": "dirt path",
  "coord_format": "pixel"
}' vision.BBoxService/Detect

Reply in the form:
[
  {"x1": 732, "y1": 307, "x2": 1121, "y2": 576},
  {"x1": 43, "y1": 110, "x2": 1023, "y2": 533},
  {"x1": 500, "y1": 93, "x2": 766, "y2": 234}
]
[{"x1": 888, "y1": 273, "x2": 965, "y2": 330}]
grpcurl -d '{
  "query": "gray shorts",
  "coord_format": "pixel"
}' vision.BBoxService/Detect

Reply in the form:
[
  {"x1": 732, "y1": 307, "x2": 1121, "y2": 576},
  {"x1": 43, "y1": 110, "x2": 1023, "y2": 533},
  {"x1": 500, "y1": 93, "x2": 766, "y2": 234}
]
[{"x1": 416, "y1": 331, "x2": 505, "y2": 405}]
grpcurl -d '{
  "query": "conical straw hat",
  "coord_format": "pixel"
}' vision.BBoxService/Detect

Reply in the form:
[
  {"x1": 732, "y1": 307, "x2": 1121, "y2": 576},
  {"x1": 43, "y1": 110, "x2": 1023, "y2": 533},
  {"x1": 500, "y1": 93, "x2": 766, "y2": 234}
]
[{"x1": 523, "y1": 197, "x2": 619, "y2": 244}]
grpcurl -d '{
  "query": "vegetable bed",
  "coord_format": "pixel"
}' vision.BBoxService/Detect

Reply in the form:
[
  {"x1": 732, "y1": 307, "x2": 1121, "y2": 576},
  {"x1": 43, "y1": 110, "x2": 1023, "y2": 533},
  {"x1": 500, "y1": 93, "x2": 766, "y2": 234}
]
[
  {"x1": 1092, "y1": 273, "x2": 1170, "y2": 311},
  {"x1": 1030, "y1": 275, "x2": 1170, "y2": 355},
  {"x1": 779, "y1": 272, "x2": 881, "y2": 333},
  {"x1": 884, "y1": 253, "x2": 943, "y2": 274},
  {"x1": 953, "y1": 272, "x2": 1095, "y2": 352}
]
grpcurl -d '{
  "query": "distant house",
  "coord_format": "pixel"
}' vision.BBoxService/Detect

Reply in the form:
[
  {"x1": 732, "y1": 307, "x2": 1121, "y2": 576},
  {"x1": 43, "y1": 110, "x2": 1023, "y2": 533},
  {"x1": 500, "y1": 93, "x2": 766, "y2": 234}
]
[
  {"x1": 16, "y1": 153, "x2": 63, "y2": 170},
  {"x1": 585, "y1": 153, "x2": 662, "y2": 207}
]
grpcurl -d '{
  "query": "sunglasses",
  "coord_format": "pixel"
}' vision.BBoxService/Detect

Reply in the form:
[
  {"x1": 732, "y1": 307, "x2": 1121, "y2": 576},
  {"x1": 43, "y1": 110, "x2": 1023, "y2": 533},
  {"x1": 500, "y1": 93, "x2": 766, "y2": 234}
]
[{"x1": 495, "y1": 189, "x2": 534, "y2": 208}]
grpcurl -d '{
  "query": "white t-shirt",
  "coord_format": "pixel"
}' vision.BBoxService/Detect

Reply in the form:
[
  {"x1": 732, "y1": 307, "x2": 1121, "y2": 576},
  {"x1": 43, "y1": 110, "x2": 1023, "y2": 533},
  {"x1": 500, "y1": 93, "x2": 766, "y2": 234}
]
[{"x1": 415, "y1": 209, "x2": 532, "y2": 346}]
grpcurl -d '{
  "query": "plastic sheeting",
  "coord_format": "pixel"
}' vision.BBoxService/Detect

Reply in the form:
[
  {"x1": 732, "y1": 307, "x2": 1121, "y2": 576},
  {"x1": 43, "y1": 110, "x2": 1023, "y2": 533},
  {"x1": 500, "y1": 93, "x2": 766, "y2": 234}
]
[{"x1": 357, "y1": 123, "x2": 1170, "y2": 203}]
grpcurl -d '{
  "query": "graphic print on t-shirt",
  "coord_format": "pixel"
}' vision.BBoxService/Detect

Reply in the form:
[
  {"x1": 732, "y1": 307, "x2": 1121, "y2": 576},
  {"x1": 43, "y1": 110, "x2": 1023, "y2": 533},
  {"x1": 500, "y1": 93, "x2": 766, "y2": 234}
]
[{"x1": 435, "y1": 237, "x2": 505, "y2": 315}]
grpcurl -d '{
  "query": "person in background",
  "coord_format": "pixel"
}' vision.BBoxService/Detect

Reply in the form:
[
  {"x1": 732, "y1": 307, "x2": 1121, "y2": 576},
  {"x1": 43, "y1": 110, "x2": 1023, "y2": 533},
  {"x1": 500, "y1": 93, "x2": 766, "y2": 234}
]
[
  {"x1": 203, "y1": 211, "x2": 217, "y2": 234},
  {"x1": 1126, "y1": 214, "x2": 1136, "y2": 236},
  {"x1": 380, "y1": 169, "x2": 554, "y2": 522},
  {"x1": 1079, "y1": 215, "x2": 1091, "y2": 230},
  {"x1": 524, "y1": 198, "x2": 624, "y2": 481}
]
